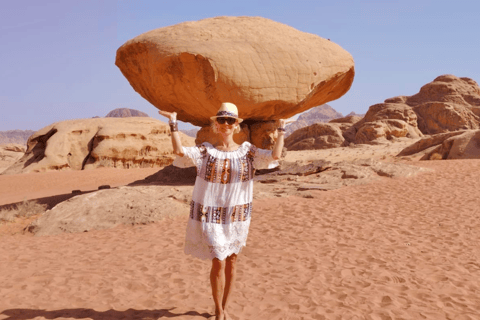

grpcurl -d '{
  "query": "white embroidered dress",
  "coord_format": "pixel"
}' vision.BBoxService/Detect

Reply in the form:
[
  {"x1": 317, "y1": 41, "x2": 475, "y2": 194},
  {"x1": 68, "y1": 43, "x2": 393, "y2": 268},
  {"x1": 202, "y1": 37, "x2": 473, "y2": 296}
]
[{"x1": 173, "y1": 141, "x2": 278, "y2": 261}]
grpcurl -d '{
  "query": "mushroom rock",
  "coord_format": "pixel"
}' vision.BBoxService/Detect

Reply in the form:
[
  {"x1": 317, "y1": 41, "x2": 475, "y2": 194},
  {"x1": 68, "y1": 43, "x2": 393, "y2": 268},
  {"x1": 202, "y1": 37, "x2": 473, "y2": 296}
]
[
  {"x1": 2, "y1": 118, "x2": 194, "y2": 174},
  {"x1": 284, "y1": 123, "x2": 345, "y2": 150},
  {"x1": 115, "y1": 16, "x2": 355, "y2": 127}
]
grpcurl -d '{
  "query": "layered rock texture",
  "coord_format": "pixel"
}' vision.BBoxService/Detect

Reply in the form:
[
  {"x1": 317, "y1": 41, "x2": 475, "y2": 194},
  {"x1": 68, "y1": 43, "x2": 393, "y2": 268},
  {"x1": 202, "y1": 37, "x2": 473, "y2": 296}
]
[
  {"x1": 398, "y1": 130, "x2": 480, "y2": 160},
  {"x1": 0, "y1": 144, "x2": 26, "y2": 174},
  {"x1": 116, "y1": 16, "x2": 355, "y2": 146},
  {"x1": 2, "y1": 118, "x2": 194, "y2": 174},
  {"x1": 351, "y1": 75, "x2": 480, "y2": 144},
  {"x1": 287, "y1": 75, "x2": 480, "y2": 154},
  {"x1": 105, "y1": 108, "x2": 149, "y2": 118}
]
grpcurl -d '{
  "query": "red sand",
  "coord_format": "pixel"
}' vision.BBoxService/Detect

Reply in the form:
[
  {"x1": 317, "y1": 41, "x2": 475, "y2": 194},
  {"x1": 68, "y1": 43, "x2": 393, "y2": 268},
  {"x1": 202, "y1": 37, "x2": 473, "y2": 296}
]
[{"x1": 0, "y1": 160, "x2": 479, "y2": 319}]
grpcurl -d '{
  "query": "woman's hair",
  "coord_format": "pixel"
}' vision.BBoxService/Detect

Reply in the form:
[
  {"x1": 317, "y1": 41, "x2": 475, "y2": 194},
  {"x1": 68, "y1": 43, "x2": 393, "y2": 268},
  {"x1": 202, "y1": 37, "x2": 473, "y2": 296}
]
[{"x1": 211, "y1": 119, "x2": 241, "y2": 134}]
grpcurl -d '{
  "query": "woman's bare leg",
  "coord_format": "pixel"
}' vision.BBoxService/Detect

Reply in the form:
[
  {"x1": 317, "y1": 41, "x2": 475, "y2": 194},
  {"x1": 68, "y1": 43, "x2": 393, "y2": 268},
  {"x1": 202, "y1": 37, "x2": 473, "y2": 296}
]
[
  {"x1": 222, "y1": 254, "x2": 238, "y2": 319},
  {"x1": 210, "y1": 258, "x2": 226, "y2": 320}
]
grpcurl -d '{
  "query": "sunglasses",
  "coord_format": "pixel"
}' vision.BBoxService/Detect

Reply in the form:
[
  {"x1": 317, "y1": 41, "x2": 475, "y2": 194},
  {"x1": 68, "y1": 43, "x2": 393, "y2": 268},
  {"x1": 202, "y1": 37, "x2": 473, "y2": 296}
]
[{"x1": 216, "y1": 117, "x2": 237, "y2": 125}]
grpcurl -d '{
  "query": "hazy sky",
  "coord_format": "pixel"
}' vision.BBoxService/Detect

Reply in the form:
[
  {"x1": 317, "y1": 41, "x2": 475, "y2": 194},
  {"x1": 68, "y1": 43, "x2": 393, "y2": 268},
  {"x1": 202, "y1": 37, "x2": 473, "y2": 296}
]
[{"x1": 1, "y1": 0, "x2": 479, "y2": 131}]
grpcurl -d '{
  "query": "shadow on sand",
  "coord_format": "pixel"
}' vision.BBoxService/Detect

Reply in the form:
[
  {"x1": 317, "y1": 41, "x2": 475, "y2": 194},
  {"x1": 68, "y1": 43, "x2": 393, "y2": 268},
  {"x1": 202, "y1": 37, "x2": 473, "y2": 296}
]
[
  {"x1": 0, "y1": 307, "x2": 212, "y2": 319},
  {"x1": 127, "y1": 165, "x2": 197, "y2": 187},
  {"x1": 0, "y1": 165, "x2": 198, "y2": 212}
]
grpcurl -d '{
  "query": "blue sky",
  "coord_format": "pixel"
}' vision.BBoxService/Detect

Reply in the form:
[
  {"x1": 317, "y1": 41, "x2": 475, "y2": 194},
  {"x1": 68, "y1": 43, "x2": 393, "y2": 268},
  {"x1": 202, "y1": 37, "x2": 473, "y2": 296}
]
[{"x1": 1, "y1": 0, "x2": 479, "y2": 131}]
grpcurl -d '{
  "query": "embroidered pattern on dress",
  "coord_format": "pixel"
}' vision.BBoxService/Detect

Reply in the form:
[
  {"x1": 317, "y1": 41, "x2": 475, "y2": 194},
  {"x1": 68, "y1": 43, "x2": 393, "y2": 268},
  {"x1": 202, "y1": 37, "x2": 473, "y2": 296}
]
[
  {"x1": 203, "y1": 155, "x2": 251, "y2": 184},
  {"x1": 190, "y1": 201, "x2": 252, "y2": 224}
]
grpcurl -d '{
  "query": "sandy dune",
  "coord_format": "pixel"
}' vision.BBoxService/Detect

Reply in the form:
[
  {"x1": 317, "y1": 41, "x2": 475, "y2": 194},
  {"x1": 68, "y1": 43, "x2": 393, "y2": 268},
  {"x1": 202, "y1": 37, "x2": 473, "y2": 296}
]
[
  {"x1": 0, "y1": 167, "x2": 160, "y2": 207},
  {"x1": 1, "y1": 159, "x2": 479, "y2": 319}
]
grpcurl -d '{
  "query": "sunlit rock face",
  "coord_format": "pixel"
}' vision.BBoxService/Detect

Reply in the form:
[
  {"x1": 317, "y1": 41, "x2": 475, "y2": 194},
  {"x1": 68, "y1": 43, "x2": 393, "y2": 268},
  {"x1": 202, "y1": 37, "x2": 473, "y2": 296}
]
[
  {"x1": 116, "y1": 16, "x2": 355, "y2": 127},
  {"x1": 2, "y1": 118, "x2": 195, "y2": 174}
]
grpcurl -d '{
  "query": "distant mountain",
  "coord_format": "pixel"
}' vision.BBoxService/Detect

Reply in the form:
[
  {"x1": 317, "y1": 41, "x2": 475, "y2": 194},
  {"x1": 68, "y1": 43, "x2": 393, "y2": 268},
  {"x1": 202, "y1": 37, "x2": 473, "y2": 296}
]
[
  {"x1": 346, "y1": 111, "x2": 365, "y2": 117},
  {"x1": 106, "y1": 108, "x2": 149, "y2": 118},
  {"x1": 285, "y1": 104, "x2": 343, "y2": 136},
  {"x1": 0, "y1": 130, "x2": 35, "y2": 145},
  {"x1": 181, "y1": 128, "x2": 200, "y2": 138}
]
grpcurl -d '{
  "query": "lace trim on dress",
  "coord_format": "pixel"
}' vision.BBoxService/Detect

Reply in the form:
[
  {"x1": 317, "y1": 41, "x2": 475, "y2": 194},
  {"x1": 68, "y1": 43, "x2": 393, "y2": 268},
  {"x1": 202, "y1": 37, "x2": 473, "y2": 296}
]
[{"x1": 184, "y1": 221, "x2": 250, "y2": 261}]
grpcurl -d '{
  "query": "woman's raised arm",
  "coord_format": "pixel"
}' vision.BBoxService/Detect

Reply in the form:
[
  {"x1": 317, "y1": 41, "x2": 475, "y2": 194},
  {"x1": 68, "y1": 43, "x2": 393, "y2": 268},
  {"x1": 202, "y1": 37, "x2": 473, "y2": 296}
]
[
  {"x1": 158, "y1": 110, "x2": 184, "y2": 157},
  {"x1": 271, "y1": 119, "x2": 294, "y2": 160}
]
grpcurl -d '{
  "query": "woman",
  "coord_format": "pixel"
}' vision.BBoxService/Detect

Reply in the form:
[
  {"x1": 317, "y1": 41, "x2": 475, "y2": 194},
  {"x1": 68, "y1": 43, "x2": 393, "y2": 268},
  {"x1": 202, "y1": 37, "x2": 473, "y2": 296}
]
[{"x1": 159, "y1": 102, "x2": 288, "y2": 320}]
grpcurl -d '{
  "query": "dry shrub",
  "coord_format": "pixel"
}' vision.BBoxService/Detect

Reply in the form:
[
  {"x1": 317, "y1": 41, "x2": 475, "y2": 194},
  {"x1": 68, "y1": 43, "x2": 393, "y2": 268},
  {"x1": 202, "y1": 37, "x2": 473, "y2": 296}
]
[
  {"x1": 429, "y1": 153, "x2": 443, "y2": 160},
  {"x1": 0, "y1": 200, "x2": 47, "y2": 223},
  {"x1": 0, "y1": 209, "x2": 17, "y2": 223}
]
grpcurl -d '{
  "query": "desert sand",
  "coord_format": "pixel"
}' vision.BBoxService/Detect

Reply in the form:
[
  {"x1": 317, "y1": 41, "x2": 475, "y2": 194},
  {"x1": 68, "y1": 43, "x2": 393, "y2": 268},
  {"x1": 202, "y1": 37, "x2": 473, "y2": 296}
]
[{"x1": 0, "y1": 149, "x2": 479, "y2": 319}]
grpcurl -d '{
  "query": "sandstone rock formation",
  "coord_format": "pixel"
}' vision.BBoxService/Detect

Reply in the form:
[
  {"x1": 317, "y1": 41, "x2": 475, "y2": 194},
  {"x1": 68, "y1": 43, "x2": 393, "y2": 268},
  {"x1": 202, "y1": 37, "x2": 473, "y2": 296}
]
[
  {"x1": 0, "y1": 144, "x2": 25, "y2": 174},
  {"x1": 116, "y1": 16, "x2": 354, "y2": 127},
  {"x1": 250, "y1": 121, "x2": 279, "y2": 150},
  {"x1": 2, "y1": 118, "x2": 195, "y2": 175},
  {"x1": 106, "y1": 108, "x2": 149, "y2": 118},
  {"x1": 350, "y1": 103, "x2": 423, "y2": 144},
  {"x1": 397, "y1": 130, "x2": 480, "y2": 160},
  {"x1": 285, "y1": 123, "x2": 346, "y2": 150},
  {"x1": 350, "y1": 75, "x2": 480, "y2": 144},
  {"x1": 27, "y1": 185, "x2": 192, "y2": 236}
]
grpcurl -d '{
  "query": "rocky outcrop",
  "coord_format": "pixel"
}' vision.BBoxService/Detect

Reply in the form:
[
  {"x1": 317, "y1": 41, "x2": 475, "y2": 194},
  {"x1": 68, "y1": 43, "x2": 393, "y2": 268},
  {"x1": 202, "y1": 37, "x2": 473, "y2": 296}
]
[
  {"x1": 105, "y1": 108, "x2": 149, "y2": 118},
  {"x1": 397, "y1": 130, "x2": 480, "y2": 160},
  {"x1": 351, "y1": 103, "x2": 423, "y2": 144},
  {"x1": 2, "y1": 118, "x2": 195, "y2": 174},
  {"x1": 352, "y1": 75, "x2": 480, "y2": 144},
  {"x1": 249, "y1": 121, "x2": 279, "y2": 150},
  {"x1": 116, "y1": 16, "x2": 354, "y2": 127},
  {"x1": 0, "y1": 144, "x2": 26, "y2": 174},
  {"x1": 27, "y1": 185, "x2": 192, "y2": 236},
  {"x1": 285, "y1": 123, "x2": 346, "y2": 150}
]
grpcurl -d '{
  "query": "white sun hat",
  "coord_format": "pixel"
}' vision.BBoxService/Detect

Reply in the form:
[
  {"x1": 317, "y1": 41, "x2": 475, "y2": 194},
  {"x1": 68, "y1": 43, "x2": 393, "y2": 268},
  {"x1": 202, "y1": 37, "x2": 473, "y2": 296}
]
[{"x1": 210, "y1": 102, "x2": 243, "y2": 123}]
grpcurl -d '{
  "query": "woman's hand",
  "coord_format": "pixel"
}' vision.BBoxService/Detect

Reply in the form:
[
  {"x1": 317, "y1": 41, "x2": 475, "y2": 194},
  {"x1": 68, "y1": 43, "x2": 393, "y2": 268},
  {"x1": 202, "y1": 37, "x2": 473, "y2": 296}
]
[
  {"x1": 159, "y1": 110, "x2": 184, "y2": 156},
  {"x1": 272, "y1": 119, "x2": 294, "y2": 160},
  {"x1": 158, "y1": 110, "x2": 177, "y2": 122}
]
